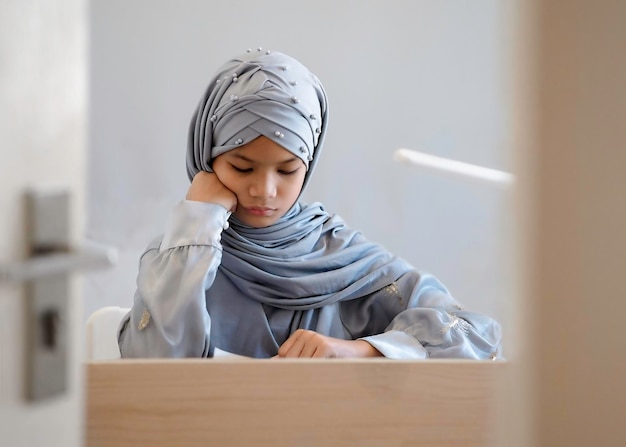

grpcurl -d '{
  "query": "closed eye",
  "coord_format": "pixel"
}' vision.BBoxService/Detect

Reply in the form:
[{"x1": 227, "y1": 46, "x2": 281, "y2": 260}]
[
  {"x1": 230, "y1": 164, "x2": 252, "y2": 173},
  {"x1": 279, "y1": 168, "x2": 300, "y2": 175}
]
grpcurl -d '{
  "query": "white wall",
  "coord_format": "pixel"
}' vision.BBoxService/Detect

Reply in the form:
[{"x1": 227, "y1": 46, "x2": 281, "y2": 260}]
[{"x1": 85, "y1": 0, "x2": 515, "y2": 351}]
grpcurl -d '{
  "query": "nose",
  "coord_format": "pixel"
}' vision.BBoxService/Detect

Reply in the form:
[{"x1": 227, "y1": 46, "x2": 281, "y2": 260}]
[{"x1": 249, "y1": 172, "x2": 277, "y2": 199}]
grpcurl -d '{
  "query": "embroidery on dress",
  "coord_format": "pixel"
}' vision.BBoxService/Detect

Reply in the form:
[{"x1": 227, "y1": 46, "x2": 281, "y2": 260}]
[
  {"x1": 138, "y1": 308, "x2": 151, "y2": 331},
  {"x1": 382, "y1": 282, "x2": 403, "y2": 304},
  {"x1": 440, "y1": 312, "x2": 470, "y2": 336}
]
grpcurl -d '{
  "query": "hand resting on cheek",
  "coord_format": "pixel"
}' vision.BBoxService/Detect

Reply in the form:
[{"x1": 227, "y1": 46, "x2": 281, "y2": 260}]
[{"x1": 186, "y1": 171, "x2": 237, "y2": 212}]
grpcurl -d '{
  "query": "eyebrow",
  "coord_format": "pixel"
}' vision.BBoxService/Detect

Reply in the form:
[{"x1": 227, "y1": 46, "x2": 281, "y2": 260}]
[{"x1": 231, "y1": 154, "x2": 300, "y2": 164}]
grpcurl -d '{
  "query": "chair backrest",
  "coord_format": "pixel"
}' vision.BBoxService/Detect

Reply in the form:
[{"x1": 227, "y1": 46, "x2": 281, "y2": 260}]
[{"x1": 85, "y1": 306, "x2": 130, "y2": 361}]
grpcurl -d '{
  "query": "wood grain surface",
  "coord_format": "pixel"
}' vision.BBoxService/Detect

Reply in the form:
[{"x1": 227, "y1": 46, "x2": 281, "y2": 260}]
[{"x1": 86, "y1": 359, "x2": 505, "y2": 447}]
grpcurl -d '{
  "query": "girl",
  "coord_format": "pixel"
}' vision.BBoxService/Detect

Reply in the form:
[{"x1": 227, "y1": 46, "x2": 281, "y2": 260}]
[{"x1": 119, "y1": 48, "x2": 502, "y2": 359}]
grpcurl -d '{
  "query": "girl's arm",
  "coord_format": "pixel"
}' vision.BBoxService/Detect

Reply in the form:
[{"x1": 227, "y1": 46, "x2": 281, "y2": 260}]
[
  {"x1": 118, "y1": 200, "x2": 230, "y2": 357},
  {"x1": 350, "y1": 271, "x2": 503, "y2": 360}
]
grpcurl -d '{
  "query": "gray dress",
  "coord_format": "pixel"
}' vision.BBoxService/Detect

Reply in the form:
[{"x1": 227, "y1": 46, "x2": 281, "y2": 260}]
[{"x1": 118, "y1": 200, "x2": 502, "y2": 360}]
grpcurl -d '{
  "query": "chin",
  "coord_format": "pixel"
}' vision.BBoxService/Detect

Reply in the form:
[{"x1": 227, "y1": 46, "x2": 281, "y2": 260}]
[{"x1": 237, "y1": 214, "x2": 280, "y2": 228}]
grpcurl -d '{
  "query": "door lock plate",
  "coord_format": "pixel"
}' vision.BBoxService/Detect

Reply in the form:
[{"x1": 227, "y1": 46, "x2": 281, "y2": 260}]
[{"x1": 24, "y1": 190, "x2": 71, "y2": 401}]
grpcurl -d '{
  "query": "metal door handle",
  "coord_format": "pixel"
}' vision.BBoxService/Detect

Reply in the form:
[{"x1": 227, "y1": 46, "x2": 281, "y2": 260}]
[
  {"x1": 0, "y1": 189, "x2": 118, "y2": 401},
  {"x1": 0, "y1": 240, "x2": 117, "y2": 282}
]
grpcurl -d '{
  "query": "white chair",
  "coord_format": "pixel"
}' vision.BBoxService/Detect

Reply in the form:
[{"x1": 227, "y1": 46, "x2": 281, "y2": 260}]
[{"x1": 85, "y1": 306, "x2": 130, "y2": 360}]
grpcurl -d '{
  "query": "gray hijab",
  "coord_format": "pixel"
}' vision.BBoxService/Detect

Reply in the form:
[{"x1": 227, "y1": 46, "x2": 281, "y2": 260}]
[
  {"x1": 187, "y1": 48, "x2": 329, "y2": 193},
  {"x1": 187, "y1": 49, "x2": 412, "y2": 312}
]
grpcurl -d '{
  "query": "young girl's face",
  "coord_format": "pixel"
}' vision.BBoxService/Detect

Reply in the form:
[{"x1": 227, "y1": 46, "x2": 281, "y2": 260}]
[{"x1": 212, "y1": 136, "x2": 307, "y2": 228}]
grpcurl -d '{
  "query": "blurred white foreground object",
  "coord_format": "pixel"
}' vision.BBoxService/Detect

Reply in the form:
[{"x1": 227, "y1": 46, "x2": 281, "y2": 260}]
[{"x1": 393, "y1": 148, "x2": 515, "y2": 189}]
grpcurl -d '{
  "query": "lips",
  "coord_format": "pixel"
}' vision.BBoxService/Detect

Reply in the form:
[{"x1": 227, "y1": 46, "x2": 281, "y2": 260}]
[{"x1": 244, "y1": 206, "x2": 276, "y2": 217}]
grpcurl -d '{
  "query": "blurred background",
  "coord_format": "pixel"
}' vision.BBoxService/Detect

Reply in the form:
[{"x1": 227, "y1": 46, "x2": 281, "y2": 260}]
[{"x1": 85, "y1": 0, "x2": 515, "y2": 352}]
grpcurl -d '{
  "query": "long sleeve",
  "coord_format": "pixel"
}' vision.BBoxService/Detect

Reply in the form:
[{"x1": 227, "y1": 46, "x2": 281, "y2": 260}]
[
  {"x1": 357, "y1": 271, "x2": 502, "y2": 360},
  {"x1": 118, "y1": 200, "x2": 231, "y2": 358}
]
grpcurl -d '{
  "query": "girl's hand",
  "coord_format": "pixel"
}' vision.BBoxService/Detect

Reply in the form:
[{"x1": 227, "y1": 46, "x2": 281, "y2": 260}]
[
  {"x1": 186, "y1": 171, "x2": 237, "y2": 212},
  {"x1": 275, "y1": 329, "x2": 383, "y2": 359}
]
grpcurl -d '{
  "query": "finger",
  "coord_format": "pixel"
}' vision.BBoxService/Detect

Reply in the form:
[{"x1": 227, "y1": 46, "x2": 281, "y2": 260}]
[
  {"x1": 277, "y1": 333, "x2": 297, "y2": 357},
  {"x1": 279, "y1": 332, "x2": 305, "y2": 358},
  {"x1": 299, "y1": 339, "x2": 319, "y2": 358},
  {"x1": 278, "y1": 329, "x2": 309, "y2": 357},
  {"x1": 284, "y1": 337, "x2": 306, "y2": 358},
  {"x1": 312, "y1": 346, "x2": 328, "y2": 358}
]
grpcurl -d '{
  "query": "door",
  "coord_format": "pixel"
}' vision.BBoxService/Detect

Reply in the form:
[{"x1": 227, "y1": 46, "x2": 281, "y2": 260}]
[
  {"x1": 498, "y1": 1, "x2": 626, "y2": 446},
  {"x1": 1, "y1": 0, "x2": 88, "y2": 445}
]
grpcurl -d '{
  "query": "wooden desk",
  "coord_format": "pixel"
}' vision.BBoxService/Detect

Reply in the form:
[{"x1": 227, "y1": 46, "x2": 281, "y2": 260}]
[{"x1": 86, "y1": 359, "x2": 505, "y2": 447}]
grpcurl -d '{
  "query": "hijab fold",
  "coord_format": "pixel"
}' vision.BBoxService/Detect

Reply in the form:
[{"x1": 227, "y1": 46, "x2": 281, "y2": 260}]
[{"x1": 220, "y1": 202, "x2": 413, "y2": 311}]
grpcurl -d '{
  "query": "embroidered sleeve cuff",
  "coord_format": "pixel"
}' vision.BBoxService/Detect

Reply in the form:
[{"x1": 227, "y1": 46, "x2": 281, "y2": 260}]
[
  {"x1": 360, "y1": 330, "x2": 429, "y2": 360},
  {"x1": 160, "y1": 200, "x2": 231, "y2": 251}
]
